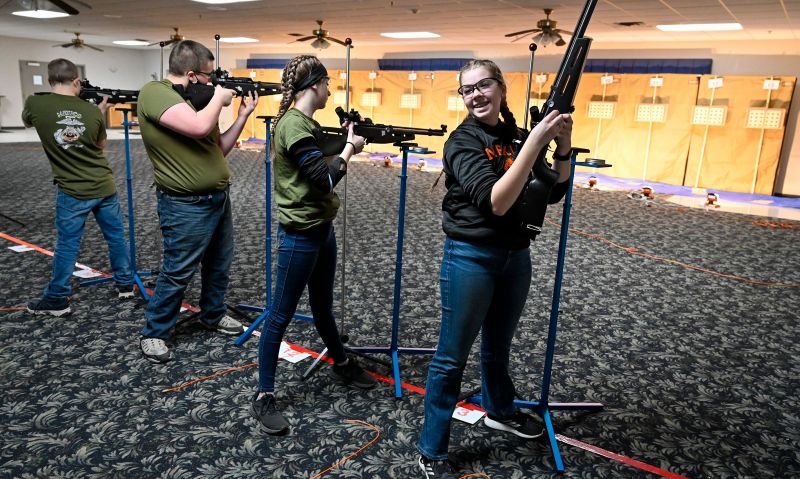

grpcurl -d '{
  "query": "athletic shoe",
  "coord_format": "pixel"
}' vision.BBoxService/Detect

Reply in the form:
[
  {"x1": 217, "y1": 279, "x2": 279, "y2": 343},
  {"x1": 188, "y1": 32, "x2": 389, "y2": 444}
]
[
  {"x1": 117, "y1": 285, "x2": 135, "y2": 299},
  {"x1": 140, "y1": 337, "x2": 172, "y2": 363},
  {"x1": 200, "y1": 315, "x2": 243, "y2": 335},
  {"x1": 483, "y1": 411, "x2": 543, "y2": 439},
  {"x1": 418, "y1": 455, "x2": 456, "y2": 479},
  {"x1": 250, "y1": 392, "x2": 289, "y2": 435},
  {"x1": 330, "y1": 357, "x2": 377, "y2": 389},
  {"x1": 27, "y1": 297, "x2": 71, "y2": 317}
]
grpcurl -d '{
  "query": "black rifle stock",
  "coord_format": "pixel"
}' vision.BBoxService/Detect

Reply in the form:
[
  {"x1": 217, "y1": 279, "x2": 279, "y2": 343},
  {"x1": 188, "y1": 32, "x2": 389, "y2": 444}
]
[
  {"x1": 210, "y1": 68, "x2": 282, "y2": 97},
  {"x1": 520, "y1": 0, "x2": 597, "y2": 238}
]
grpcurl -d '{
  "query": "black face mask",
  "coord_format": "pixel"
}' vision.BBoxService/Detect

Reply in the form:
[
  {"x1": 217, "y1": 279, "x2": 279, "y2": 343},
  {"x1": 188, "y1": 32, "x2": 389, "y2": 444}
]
[{"x1": 172, "y1": 82, "x2": 215, "y2": 110}]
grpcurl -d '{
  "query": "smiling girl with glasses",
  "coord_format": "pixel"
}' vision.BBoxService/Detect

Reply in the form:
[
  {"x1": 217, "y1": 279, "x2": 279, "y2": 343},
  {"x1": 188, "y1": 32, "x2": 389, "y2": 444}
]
[{"x1": 416, "y1": 59, "x2": 574, "y2": 478}]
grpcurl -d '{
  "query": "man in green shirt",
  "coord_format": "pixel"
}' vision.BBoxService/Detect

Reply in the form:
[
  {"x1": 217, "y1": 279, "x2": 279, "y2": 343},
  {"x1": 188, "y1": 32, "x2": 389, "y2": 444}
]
[
  {"x1": 137, "y1": 40, "x2": 258, "y2": 363},
  {"x1": 22, "y1": 58, "x2": 134, "y2": 317}
]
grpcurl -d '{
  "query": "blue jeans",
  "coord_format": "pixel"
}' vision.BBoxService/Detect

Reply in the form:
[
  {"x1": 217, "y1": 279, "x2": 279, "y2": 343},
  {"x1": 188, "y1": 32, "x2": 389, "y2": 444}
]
[
  {"x1": 44, "y1": 189, "x2": 133, "y2": 300},
  {"x1": 257, "y1": 222, "x2": 347, "y2": 392},
  {"x1": 418, "y1": 237, "x2": 532, "y2": 460},
  {"x1": 141, "y1": 188, "x2": 234, "y2": 340}
]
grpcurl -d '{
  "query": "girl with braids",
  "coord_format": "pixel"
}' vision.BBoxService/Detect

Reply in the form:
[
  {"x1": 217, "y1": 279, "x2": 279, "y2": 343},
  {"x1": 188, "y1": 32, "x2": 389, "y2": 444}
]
[
  {"x1": 250, "y1": 54, "x2": 374, "y2": 436},
  {"x1": 416, "y1": 59, "x2": 573, "y2": 478}
]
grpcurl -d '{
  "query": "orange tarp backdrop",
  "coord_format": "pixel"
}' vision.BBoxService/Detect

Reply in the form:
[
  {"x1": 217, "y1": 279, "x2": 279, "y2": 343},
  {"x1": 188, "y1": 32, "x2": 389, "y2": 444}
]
[{"x1": 233, "y1": 68, "x2": 795, "y2": 194}]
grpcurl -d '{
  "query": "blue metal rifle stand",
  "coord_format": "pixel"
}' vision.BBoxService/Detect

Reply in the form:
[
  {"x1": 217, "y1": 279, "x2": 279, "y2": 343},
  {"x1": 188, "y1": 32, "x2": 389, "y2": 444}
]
[
  {"x1": 346, "y1": 142, "x2": 437, "y2": 399},
  {"x1": 465, "y1": 148, "x2": 609, "y2": 472},
  {"x1": 234, "y1": 116, "x2": 313, "y2": 347},
  {"x1": 79, "y1": 108, "x2": 155, "y2": 300}
]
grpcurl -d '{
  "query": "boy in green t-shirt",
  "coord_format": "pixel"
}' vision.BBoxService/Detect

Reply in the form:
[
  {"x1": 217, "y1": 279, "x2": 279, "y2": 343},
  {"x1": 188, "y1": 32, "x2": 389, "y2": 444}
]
[{"x1": 22, "y1": 58, "x2": 134, "y2": 317}]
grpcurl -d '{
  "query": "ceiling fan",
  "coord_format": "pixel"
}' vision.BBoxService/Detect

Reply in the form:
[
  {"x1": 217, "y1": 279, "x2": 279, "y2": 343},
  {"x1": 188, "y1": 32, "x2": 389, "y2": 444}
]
[
  {"x1": 288, "y1": 20, "x2": 347, "y2": 50},
  {"x1": 149, "y1": 27, "x2": 185, "y2": 47},
  {"x1": 1, "y1": 0, "x2": 90, "y2": 15},
  {"x1": 504, "y1": 8, "x2": 572, "y2": 47},
  {"x1": 53, "y1": 32, "x2": 103, "y2": 51}
]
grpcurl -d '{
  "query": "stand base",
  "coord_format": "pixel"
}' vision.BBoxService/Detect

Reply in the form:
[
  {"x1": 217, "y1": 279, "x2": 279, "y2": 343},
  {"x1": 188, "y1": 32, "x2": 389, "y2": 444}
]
[
  {"x1": 80, "y1": 271, "x2": 155, "y2": 301},
  {"x1": 466, "y1": 394, "x2": 603, "y2": 472},
  {"x1": 347, "y1": 346, "x2": 436, "y2": 398}
]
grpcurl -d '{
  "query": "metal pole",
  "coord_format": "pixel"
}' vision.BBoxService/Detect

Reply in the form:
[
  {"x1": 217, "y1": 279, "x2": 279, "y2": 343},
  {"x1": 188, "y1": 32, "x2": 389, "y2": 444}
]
[
  {"x1": 340, "y1": 38, "x2": 352, "y2": 341},
  {"x1": 523, "y1": 43, "x2": 537, "y2": 129}
]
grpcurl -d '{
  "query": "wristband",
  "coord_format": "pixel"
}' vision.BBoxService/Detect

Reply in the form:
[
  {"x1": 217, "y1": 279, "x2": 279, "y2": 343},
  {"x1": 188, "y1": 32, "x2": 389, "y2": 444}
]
[
  {"x1": 346, "y1": 141, "x2": 357, "y2": 151},
  {"x1": 553, "y1": 151, "x2": 571, "y2": 162}
]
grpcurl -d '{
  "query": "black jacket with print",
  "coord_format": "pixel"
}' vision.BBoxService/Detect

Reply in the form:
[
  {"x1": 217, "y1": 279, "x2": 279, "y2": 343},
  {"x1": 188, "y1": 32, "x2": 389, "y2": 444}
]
[{"x1": 441, "y1": 115, "x2": 568, "y2": 249}]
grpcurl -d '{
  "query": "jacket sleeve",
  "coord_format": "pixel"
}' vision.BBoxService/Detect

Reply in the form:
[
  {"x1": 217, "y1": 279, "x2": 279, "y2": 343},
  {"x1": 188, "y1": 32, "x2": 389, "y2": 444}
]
[
  {"x1": 287, "y1": 136, "x2": 347, "y2": 193},
  {"x1": 443, "y1": 132, "x2": 498, "y2": 214}
]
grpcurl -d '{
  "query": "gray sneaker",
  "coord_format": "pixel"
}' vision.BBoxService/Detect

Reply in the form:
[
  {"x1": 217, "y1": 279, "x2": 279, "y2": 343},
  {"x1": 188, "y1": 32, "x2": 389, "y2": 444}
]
[
  {"x1": 117, "y1": 284, "x2": 135, "y2": 299},
  {"x1": 201, "y1": 315, "x2": 243, "y2": 335},
  {"x1": 140, "y1": 337, "x2": 172, "y2": 363}
]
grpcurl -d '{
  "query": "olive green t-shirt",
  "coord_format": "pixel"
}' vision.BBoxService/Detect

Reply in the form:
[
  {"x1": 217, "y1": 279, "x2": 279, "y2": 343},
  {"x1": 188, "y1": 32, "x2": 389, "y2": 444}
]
[
  {"x1": 137, "y1": 79, "x2": 229, "y2": 195},
  {"x1": 22, "y1": 93, "x2": 115, "y2": 199},
  {"x1": 273, "y1": 108, "x2": 339, "y2": 230}
]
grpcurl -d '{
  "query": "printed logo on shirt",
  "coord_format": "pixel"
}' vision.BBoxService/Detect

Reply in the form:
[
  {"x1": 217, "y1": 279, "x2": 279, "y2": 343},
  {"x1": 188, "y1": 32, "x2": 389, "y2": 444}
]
[
  {"x1": 53, "y1": 110, "x2": 86, "y2": 149},
  {"x1": 484, "y1": 143, "x2": 516, "y2": 171}
]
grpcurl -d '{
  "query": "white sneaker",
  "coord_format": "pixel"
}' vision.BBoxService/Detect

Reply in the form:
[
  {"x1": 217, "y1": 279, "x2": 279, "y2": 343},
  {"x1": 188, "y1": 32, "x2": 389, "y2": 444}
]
[
  {"x1": 201, "y1": 315, "x2": 243, "y2": 335},
  {"x1": 140, "y1": 337, "x2": 172, "y2": 363}
]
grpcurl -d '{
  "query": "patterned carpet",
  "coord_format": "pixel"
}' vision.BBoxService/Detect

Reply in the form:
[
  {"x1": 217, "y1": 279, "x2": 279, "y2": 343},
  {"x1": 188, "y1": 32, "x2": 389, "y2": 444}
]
[{"x1": 1, "y1": 140, "x2": 798, "y2": 479}]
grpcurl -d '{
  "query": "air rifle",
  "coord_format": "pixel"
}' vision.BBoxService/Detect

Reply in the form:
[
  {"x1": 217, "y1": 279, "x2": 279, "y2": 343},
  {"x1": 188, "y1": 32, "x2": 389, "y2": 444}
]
[
  {"x1": 335, "y1": 106, "x2": 447, "y2": 144},
  {"x1": 520, "y1": 0, "x2": 598, "y2": 239},
  {"x1": 36, "y1": 79, "x2": 139, "y2": 104},
  {"x1": 210, "y1": 68, "x2": 282, "y2": 97}
]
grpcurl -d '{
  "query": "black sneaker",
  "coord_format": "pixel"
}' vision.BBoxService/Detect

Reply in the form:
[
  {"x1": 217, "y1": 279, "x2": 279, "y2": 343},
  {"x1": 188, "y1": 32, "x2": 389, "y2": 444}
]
[
  {"x1": 27, "y1": 297, "x2": 71, "y2": 317},
  {"x1": 418, "y1": 455, "x2": 456, "y2": 479},
  {"x1": 484, "y1": 410, "x2": 543, "y2": 439},
  {"x1": 117, "y1": 284, "x2": 135, "y2": 299},
  {"x1": 330, "y1": 357, "x2": 377, "y2": 389},
  {"x1": 250, "y1": 392, "x2": 289, "y2": 435}
]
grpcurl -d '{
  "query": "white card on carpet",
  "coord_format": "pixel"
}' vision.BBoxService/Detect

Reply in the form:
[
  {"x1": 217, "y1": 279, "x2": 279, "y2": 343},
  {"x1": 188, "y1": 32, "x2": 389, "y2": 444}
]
[
  {"x1": 279, "y1": 341, "x2": 310, "y2": 363},
  {"x1": 72, "y1": 269, "x2": 102, "y2": 278},
  {"x1": 452, "y1": 406, "x2": 486, "y2": 424},
  {"x1": 8, "y1": 245, "x2": 34, "y2": 252}
]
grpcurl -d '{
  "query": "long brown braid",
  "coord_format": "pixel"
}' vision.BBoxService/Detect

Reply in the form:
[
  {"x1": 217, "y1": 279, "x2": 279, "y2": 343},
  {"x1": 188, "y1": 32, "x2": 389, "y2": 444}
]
[
  {"x1": 269, "y1": 55, "x2": 323, "y2": 155},
  {"x1": 459, "y1": 59, "x2": 520, "y2": 138}
]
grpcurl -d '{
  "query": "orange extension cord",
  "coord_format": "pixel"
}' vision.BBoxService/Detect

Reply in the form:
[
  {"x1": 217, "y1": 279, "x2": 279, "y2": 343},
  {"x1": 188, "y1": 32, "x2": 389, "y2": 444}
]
[
  {"x1": 544, "y1": 218, "x2": 800, "y2": 288},
  {"x1": 307, "y1": 419, "x2": 381, "y2": 479}
]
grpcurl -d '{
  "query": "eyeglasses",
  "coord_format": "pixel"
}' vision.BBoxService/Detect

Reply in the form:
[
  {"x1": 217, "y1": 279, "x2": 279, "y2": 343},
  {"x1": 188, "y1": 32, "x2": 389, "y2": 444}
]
[
  {"x1": 458, "y1": 77, "x2": 502, "y2": 97},
  {"x1": 195, "y1": 70, "x2": 214, "y2": 78}
]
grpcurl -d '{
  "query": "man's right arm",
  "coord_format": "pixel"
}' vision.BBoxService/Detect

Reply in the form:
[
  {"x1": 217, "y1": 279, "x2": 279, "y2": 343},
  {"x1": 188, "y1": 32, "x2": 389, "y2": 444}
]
[{"x1": 158, "y1": 86, "x2": 233, "y2": 139}]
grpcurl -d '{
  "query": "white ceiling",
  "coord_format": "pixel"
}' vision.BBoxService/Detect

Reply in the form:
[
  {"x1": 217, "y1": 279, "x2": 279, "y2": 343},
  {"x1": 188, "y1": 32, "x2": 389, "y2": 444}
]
[{"x1": 0, "y1": 0, "x2": 798, "y2": 53}]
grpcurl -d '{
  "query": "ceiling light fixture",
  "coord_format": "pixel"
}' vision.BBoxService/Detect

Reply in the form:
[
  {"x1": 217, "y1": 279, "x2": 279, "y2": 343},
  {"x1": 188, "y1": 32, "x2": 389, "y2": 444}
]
[
  {"x1": 219, "y1": 37, "x2": 259, "y2": 43},
  {"x1": 191, "y1": 0, "x2": 259, "y2": 4},
  {"x1": 12, "y1": 10, "x2": 69, "y2": 18},
  {"x1": 656, "y1": 23, "x2": 742, "y2": 32},
  {"x1": 113, "y1": 40, "x2": 150, "y2": 46},
  {"x1": 380, "y1": 32, "x2": 440, "y2": 39}
]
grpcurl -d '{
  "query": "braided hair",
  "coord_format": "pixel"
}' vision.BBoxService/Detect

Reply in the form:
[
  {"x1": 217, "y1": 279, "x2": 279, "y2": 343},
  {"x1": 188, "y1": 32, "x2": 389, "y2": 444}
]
[
  {"x1": 270, "y1": 55, "x2": 323, "y2": 155},
  {"x1": 458, "y1": 59, "x2": 520, "y2": 139}
]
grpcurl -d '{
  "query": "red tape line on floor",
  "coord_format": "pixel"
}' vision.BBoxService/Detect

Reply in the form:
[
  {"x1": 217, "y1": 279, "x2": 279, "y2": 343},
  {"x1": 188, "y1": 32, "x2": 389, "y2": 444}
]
[{"x1": 1, "y1": 230, "x2": 690, "y2": 478}]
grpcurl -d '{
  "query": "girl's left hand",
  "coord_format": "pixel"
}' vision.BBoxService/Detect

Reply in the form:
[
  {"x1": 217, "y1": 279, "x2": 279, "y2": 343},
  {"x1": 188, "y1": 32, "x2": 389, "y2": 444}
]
[{"x1": 554, "y1": 113, "x2": 573, "y2": 155}]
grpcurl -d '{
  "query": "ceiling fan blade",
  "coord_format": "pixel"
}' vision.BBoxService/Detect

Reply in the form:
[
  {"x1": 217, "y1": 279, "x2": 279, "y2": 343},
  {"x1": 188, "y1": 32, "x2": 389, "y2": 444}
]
[
  {"x1": 504, "y1": 28, "x2": 539, "y2": 37},
  {"x1": 288, "y1": 33, "x2": 304, "y2": 37},
  {"x1": 327, "y1": 36, "x2": 348, "y2": 47},
  {"x1": 70, "y1": 0, "x2": 93, "y2": 9},
  {"x1": 87, "y1": 44, "x2": 104, "y2": 52},
  {"x1": 49, "y1": 0, "x2": 79, "y2": 15},
  {"x1": 293, "y1": 36, "x2": 316, "y2": 42}
]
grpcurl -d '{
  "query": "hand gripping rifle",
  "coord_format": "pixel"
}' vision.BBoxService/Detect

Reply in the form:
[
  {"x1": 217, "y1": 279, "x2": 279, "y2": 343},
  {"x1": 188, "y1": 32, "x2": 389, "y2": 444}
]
[
  {"x1": 210, "y1": 68, "x2": 282, "y2": 98},
  {"x1": 520, "y1": 0, "x2": 597, "y2": 238}
]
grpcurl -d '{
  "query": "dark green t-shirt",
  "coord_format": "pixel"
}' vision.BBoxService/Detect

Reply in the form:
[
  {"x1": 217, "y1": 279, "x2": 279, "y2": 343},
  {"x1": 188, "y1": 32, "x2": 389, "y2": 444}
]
[
  {"x1": 137, "y1": 79, "x2": 229, "y2": 195},
  {"x1": 273, "y1": 108, "x2": 339, "y2": 230},
  {"x1": 22, "y1": 93, "x2": 115, "y2": 199}
]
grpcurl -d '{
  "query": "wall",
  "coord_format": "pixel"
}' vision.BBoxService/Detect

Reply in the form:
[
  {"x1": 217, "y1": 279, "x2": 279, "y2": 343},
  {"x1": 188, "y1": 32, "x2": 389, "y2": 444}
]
[{"x1": 0, "y1": 35, "x2": 153, "y2": 129}]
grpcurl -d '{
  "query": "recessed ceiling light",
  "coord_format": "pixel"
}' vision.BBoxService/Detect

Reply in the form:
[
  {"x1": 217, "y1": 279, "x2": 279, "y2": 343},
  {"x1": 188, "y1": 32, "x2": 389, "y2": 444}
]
[
  {"x1": 380, "y1": 32, "x2": 441, "y2": 39},
  {"x1": 219, "y1": 37, "x2": 258, "y2": 43},
  {"x1": 191, "y1": 0, "x2": 259, "y2": 4},
  {"x1": 104, "y1": 14, "x2": 123, "y2": 18},
  {"x1": 113, "y1": 40, "x2": 150, "y2": 46},
  {"x1": 656, "y1": 23, "x2": 742, "y2": 32},
  {"x1": 12, "y1": 10, "x2": 70, "y2": 18}
]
